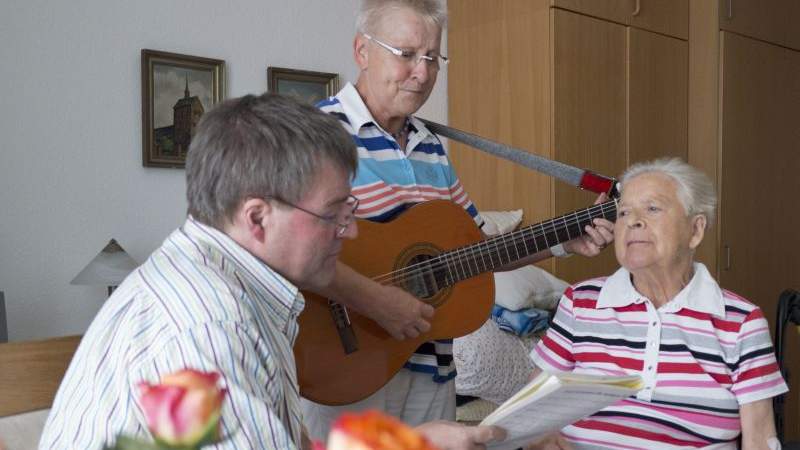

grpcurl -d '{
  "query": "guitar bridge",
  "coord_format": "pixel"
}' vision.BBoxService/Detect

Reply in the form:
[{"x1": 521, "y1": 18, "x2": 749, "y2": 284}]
[{"x1": 328, "y1": 300, "x2": 358, "y2": 354}]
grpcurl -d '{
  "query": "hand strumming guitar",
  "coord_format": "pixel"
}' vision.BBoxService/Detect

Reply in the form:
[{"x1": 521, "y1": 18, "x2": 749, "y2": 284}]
[
  {"x1": 316, "y1": 261, "x2": 434, "y2": 341},
  {"x1": 364, "y1": 285, "x2": 434, "y2": 340}
]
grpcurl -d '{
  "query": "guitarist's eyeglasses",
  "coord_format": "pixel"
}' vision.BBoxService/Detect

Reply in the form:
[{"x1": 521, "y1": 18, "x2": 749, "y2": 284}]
[
  {"x1": 362, "y1": 33, "x2": 449, "y2": 70},
  {"x1": 271, "y1": 194, "x2": 360, "y2": 237}
]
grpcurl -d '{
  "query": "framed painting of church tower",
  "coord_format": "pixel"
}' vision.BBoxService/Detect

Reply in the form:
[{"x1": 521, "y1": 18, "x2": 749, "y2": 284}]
[{"x1": 141, "y1": 49, "x2": 225, "y2": 168}]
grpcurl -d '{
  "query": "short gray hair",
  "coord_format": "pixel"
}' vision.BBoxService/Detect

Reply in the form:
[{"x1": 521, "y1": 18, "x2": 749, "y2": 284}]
[
  {"x1": 186, "y1": 93, "x2": 357, "y2": 229},
  {"x1": 620, "y1": 158, "x2": 717, "y2": 227},
  {"x1": 356, "y1": 0, "x2": 446, "y2": 35}
]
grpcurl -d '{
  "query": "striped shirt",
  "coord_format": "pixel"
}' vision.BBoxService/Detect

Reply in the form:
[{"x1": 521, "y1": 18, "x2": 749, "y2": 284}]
[
  {"x1": 40, "y1": 217, "x2": 304, "y2": 449},
  {"x1": 318, "y1": 83, "x2": 483, "y2": 382},
  {"x1": 531, "y1": 263, "x2": 788, "y2": 449}
]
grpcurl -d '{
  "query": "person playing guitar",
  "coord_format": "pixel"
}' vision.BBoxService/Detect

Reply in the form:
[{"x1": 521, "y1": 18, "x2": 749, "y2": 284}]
[{"x1": 300, "y1": 1, "x2": 615, "y2": 447}]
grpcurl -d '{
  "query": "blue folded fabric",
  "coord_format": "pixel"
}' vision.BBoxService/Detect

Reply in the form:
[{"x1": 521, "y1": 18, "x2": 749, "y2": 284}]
[{"x1": 491, "y1": 304, "x2": 550, "y2": 337}]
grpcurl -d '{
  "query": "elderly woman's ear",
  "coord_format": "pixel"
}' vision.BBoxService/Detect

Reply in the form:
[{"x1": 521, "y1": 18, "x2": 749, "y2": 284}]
[{"x1": 688, "y1": 214, "x2": 707, "y2": 250}]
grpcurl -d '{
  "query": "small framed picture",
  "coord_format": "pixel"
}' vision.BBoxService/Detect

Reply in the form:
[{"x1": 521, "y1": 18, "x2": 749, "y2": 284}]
[
  {"x1": 141, "y1": 49, "x2": 225, "y2": 168},
  {"x1": 267, "y1": 67, "x2": 339, "y2": 105}
]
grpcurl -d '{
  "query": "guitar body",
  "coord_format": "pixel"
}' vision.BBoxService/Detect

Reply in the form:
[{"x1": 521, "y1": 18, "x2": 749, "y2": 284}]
[{"x1": 295, "y1": 200, "x2": 493, "y2": 405}]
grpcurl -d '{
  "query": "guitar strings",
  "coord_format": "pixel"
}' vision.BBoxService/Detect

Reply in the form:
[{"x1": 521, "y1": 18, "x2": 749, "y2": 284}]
[
  {"x1": 372, "y1": 200, "x2": 615, "y2": 287},
  {"x1": 371, "y1": 200, "x2": 617, "y2": 287},
  {"x1": 371, "y1": 200, "x2": 615, "y2": 284}
]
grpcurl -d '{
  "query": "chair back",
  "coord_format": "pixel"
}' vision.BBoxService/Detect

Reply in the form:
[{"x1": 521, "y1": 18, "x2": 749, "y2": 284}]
[
  {"x1": 774, "y1": 288, "x2": 800, "y2": 445},
  {"x1": 0, "y1": 335, "x2": 81, "y2": 417}
]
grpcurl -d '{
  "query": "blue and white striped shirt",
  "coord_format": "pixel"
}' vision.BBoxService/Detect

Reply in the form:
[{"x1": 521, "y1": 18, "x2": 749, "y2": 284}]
[
  {"x1": 40, "y1": 217, "x2": 304, "y2": 449},
  {"x1": 319, "y1": 83, "x2": 483, "y2": 383}
]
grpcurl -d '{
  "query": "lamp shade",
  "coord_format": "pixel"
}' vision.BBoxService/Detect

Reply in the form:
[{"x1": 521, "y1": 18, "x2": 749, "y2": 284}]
[{"x1": 70, "y1": 239, "x2": 139, "y2": 286}]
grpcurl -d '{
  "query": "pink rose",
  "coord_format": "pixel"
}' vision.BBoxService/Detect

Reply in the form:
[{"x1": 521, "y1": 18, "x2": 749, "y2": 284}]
[{"x1": 138, "y1": 369, "x2": 227, "y2": 447}]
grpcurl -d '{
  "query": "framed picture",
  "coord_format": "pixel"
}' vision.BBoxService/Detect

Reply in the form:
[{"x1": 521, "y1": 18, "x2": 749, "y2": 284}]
[
  {"x1": 141, "y1": 49, "x2": 225, "y2": 168},
  {"x1": 267, "y1": 67, "x2": 339, "y2": 105}
]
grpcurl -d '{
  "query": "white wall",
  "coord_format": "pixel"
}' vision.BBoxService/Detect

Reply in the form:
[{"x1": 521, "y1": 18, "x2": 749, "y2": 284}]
[{"x1": 0, "y1": 0, "x2": 448, "y2": 341}]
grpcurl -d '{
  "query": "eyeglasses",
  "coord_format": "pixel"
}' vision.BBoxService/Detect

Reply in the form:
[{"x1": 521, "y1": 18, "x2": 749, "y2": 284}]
[
  {"x1": 271, "y1": 194, "x2": 360, "y2": 237},
  {"x1": 363, "y1": 33, "x2": 449, "y2": 70}
]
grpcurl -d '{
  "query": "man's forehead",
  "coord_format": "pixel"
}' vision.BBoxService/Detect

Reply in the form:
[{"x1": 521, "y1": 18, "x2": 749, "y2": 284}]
[{"x1": 374, "y1": 7, "x2": 441, "y2": 37}]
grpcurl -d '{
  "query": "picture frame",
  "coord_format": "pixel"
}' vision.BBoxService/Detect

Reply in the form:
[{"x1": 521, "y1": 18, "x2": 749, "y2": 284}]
[
  {"x1": 267, "y1": 67, "x2": 339, "y2": 106},
  {"x1": 141, "y1": 49, "x2": 225, "y2": 168}
]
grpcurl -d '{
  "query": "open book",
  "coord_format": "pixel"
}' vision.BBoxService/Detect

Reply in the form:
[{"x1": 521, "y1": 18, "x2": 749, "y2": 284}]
[{"x1": 480, "y1": 371, "x2": 643, "y2": 450}]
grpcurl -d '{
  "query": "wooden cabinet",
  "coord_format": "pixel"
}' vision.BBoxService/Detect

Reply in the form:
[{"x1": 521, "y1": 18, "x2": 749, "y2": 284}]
[
  {"x1": 450, "y1": 0, "x2": 800, "y2": 441},
  {"x1": 553, "y1": 0, "x2": 688, "y2": 39},
  {"x1": 691, "y1": 2, "x2": 800, "y2": 440},
  {"x1": 448, "y1": 0, "x2": 687, "y2": 283}
]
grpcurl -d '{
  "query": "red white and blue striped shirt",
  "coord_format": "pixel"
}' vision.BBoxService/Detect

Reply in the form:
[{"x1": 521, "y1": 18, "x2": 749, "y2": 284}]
[
  {"x1": 40, "y1": 217, "x2": 304, "y2": 449},
  {"x1": 531, "y1": 263, "x2": 788, "y2": 449},
  {"x1": 318, "y1": 83, "x2": 483, "y2": 382}
]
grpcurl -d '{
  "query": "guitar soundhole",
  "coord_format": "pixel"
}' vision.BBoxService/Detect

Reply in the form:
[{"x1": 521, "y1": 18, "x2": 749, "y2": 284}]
[
  {"x1": 404, "y1": 254, "x2": 439, "y2": 299},
  {"x1": 394, "y1": 243, "x2": 450, "y2": 308}
]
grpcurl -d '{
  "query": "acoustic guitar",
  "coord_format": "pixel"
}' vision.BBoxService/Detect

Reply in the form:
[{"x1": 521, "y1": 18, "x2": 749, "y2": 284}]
[{"x1": 295, "y1": 198, "x2": 618, "y2": 405}]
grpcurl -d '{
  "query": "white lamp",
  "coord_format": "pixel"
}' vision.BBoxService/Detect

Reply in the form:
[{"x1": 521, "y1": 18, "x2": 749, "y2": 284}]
[{"x1": 70, "y1": 239, "x2": 139, "y2": 296}]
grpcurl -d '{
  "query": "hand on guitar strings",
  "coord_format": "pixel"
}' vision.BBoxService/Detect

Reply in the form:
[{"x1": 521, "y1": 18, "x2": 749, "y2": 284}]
[
  {"x1": 371, "y1": 285, "x2": 434, "y2": 340},
  {"x1": 562, "y1": 193, "x2": 615, "y2": 257}
]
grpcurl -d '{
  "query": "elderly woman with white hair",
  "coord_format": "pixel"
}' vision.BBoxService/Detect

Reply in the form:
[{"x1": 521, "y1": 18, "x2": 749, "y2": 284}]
[{"x1": 528, "y1": 158, "x2": 788, "y2": 450}]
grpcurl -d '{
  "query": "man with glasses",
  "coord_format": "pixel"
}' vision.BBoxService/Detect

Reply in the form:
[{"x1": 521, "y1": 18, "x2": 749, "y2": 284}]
[
  {"x1": 303, "y1": 0, "x2": 615, "y2": 445},
  {"x1": 42, "y1": 93, "x2": 504, "y2": 450}
]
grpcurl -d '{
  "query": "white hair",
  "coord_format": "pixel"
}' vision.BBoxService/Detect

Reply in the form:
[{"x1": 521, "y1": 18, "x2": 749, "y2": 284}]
[
  {"x1": 620, "y1": 158, "x2": 717, "y2": 227},
  {"x1": 356, "y1": 0, "x2": 446, "y2": 35}
]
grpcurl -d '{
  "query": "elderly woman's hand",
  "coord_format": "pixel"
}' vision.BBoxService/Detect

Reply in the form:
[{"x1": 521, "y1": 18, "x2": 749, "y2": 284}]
[{"x1": 563, "y1": 193, "x2": 615, "y2": 257}]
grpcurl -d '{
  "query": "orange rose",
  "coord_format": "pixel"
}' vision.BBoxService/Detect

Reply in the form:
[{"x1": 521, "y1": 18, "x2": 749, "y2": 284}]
[{"x1": 326, "y1": 410, "x2": 440, "y2": 450}]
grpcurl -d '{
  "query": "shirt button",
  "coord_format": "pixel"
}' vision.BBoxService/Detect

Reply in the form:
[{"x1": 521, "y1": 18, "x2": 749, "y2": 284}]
[
  {"x1": 651, "y1": 321, "x2": 657, "y2": 326},
  {"x1": 647, "y1": 366, "x2": 653, "y2": 371}
]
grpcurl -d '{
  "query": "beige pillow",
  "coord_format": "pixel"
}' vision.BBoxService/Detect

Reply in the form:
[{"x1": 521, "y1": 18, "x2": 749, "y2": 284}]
[
  {"x1": 480, "y1": 209, "x2": 523, "y2": 236},
  {"x1": 494, "y1": 265, "x2": 568, "y2": 311}
]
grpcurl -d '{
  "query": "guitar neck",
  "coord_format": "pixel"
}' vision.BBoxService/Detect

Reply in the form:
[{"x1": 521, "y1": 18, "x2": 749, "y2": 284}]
[{"x1": 434, "y1": 200, "x2": 617, "y2": 287}]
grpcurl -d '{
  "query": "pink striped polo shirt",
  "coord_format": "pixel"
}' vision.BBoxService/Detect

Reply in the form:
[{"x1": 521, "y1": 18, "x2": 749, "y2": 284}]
[{"x1": 531, "y1": 263, "x2": 788, "y2": 449}]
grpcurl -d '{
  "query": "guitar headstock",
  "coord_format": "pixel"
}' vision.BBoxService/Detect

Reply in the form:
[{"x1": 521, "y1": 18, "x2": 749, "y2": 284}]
[{"x1": 579, "y1": 170, "x2": 620, "y2": 200}]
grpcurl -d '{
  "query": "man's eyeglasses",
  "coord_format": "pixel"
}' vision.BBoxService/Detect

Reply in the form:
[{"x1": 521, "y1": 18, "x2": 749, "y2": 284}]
[
  {"x1": 363, "y1": 33, "x2": 449, "y2": 70},
  {"x1": 271, "y1": 195, "x2": 360, "y2": 237}
]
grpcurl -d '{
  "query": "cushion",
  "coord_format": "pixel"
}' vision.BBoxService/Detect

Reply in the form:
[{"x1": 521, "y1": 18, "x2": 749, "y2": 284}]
[
  {"x1": 480, "y1": 209, "x2": 523, "y2": 236},
  {"x1": 494, "y1": 265, "x2": 568, "y2": 311},
  {"x1": 0, "y1": 409, "x2": 50, "y2": 450}
]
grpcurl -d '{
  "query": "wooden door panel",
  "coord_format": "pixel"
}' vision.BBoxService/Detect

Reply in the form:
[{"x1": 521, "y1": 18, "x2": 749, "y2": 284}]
[
  {"x1": 631, "y1": 0, "x2": 688, "y2": 40},
  {"x1": 552, "y1": 0, "x2": 633, "y2": 26},
  {"x1": 628, "y1": 27, "x2": 688, "y2": 164},
  {"x1": 448, "y1": 0, "x2": 555, "y2": 229},
  {"x1": 552, "y1": 9, "x2": 627, "y2": 283},
  {"x1": 719, "y1": 0, "x2": 800, "y2": 51}
]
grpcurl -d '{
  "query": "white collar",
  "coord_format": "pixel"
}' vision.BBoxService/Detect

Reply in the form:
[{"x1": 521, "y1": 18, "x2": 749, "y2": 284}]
[
  {"x1": 596, "y1": 262, "x2": 726, "y2": 317},
  {"x1": 336, "y1": 83, "x2": 434, "y2": 141}
]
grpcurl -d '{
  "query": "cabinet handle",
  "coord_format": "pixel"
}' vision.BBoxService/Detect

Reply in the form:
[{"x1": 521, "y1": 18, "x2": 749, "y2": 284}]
[
  {"x1": 632, "y1": 0, "x2": 641, "y2": 16},
  {"x1": 724, "y1": 245, "x2": 731, "y2": 271},
  {"x1": 727, "y1": 0, "x2": 733, "y2": 19}
]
